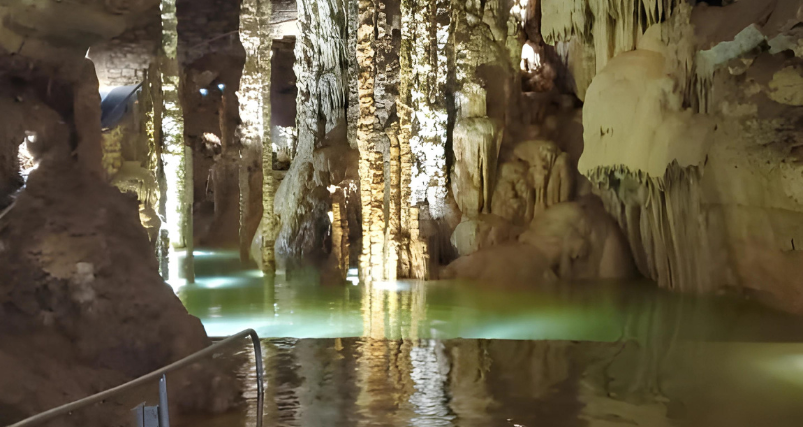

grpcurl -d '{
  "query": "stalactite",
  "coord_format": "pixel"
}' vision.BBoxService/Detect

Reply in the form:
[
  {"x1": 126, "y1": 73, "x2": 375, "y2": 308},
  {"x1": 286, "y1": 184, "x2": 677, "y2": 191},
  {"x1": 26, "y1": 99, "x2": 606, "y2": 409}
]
[
  {"x1": 340, "y1": 200, "x2": 350, "y2": 275},
  {"x1": 586, "y1": 164, "x2": 713, "y2": 293},
  {"x1": 160, "y1": 0, "x2": 194, "y2": 282},
  {"x1": 541, "y1": 0, "x2": 684, "y2": 75}
]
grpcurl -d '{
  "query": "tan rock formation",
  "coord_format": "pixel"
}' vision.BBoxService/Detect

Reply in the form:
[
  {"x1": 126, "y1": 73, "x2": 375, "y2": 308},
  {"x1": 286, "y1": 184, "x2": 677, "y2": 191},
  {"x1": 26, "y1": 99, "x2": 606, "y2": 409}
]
[
  {"x1": 237, "y1": 0, "x2": 275, "y2": 273},
  {"x1": 159, "y1": 0, "x2": 194, "y2": 282},
  {"x1": 445, "y1": 196, "x2": 635, "y2": 282},
  {"x1": 274, "y1": 0, "x2": 349, "y2": 274},
  {"x1": 571, "y1": 3, "x2": 803, "y2": 311}
]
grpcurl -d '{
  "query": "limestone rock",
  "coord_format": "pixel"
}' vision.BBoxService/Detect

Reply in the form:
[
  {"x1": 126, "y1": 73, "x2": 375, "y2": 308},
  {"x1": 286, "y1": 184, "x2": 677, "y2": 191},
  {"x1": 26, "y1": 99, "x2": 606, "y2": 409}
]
[
  {"x1": 441, "y1": 243, "x2": 558, "y2": 284},
  {"x1": 451, "y1": 118, "x2": 498, "y2": 217},
  {"x1": 491, "y1": 160, "x2": 531, "y2": 224},
  {"x1": 579, "y1": 14, "x2": 803, "y2": 312},
  {"x1": 450, "y1": 214, "x2": 524, "y2": 257},
  {"x1": 579, "y1": 49, "x2": 715, "y2": 178},
  {"x1": 518, "y1": 198, "x2": 636, "y2": 280}
]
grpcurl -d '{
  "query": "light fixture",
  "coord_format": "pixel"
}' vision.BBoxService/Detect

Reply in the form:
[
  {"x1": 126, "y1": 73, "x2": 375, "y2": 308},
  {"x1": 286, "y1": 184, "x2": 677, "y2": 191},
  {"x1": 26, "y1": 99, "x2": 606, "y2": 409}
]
[
  {"x1": 199, "y1": 88, "x2": 209, "y2": 96},
  {"x1": 217, "y1": 83, "x2": 226, "y2": 91}
]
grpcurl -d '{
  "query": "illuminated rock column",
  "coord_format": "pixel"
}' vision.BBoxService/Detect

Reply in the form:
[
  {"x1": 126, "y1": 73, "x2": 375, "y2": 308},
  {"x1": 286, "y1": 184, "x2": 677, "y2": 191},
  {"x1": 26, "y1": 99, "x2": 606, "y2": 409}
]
[
  {"x1": 397, "y1": 0, "x2": 447, "y2": 279},
  {"x1": 237, "y1": 0, "x2": 275, "y2": 273},
  {"x1": 160, "y1": 0, "x2": 194, "y2": 282},
  {"x1": 258, "y1": 0, "x2": 276, "y2": 273},
  {"x1": 331, "y1": 200, "x2": 346, "y2": 278},
  {"x1": 356, "y1": 0, "x2": 380, "y2": 281}
]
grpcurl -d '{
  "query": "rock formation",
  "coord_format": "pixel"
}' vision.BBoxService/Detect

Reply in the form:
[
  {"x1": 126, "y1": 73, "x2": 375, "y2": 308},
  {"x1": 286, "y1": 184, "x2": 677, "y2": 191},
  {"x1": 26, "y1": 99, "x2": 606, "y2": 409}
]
[
  {"x1": 0, "y1": 2, "x2": 241, "y2": 421},
  {"x1": 236, "y1": 0, "x2": 276, "y2": 273},
  {"x1": 160, "y1": 0, "x2": 195, "y2": 282},
  {"x1": 567, "y1": 2, "x2": 803, "y2": 311}
]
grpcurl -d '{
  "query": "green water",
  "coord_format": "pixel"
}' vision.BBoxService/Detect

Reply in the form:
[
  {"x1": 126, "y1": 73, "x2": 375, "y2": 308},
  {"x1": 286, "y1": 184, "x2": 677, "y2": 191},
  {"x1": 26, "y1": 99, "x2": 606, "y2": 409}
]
[
  {"x1": 176, "y1": 250, "x2": 803, "y2": 343},
  {"x1": 166, "y1": 250, "x2": 803, "y2": 427}
]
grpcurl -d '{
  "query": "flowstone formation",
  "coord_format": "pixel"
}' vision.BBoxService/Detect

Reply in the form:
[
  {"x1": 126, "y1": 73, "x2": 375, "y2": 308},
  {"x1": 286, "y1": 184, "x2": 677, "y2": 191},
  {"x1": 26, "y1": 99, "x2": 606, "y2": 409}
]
[{"x1": 556, "y1": 1, "x2": 803, "y2": 311}]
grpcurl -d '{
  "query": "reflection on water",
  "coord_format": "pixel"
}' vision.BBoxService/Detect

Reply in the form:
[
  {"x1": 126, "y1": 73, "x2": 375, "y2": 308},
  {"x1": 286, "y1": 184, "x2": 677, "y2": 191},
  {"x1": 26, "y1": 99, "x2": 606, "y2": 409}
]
[
  {"x1": 175, "y1": 338, "x2": 803, "y2": 427},
  {"x1": 171, "y1": 251, "x2": 803, "y2": 427}
]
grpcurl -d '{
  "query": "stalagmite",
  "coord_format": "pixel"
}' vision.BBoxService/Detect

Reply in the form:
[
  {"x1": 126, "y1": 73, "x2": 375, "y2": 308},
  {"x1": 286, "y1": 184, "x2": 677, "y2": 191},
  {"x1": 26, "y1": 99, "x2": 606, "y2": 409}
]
[{"x1": 160, "y1": 0, "x2": 194, "y2": 282}]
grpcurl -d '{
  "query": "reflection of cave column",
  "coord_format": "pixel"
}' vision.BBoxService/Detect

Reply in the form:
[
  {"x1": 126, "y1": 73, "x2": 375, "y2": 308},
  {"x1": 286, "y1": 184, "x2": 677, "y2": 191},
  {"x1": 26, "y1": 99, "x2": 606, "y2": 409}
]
[
  {"x1": 160, "y1": 0, "x2": 194, "y2": 282},
  {"x1": 410, "y1": 340, "x2": 453, "y2": 424},
  {"x1": 447, "y1": 340, "x2": 494, "y2": 425},
  {"x1": 357, "y1": 0, "x2": 379, "y2": 281}
]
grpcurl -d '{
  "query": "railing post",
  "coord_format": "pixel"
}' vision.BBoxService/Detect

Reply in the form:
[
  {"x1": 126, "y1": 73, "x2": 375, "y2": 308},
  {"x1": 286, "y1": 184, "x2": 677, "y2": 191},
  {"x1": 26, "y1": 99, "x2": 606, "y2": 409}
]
[{"x1": 158, "y1": 375, "x2": 170, "y2": 427}]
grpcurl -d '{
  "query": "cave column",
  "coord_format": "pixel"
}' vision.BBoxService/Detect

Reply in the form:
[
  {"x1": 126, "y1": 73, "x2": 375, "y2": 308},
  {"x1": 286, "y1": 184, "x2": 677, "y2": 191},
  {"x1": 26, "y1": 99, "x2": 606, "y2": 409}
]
[
  {"x1": 258, "y1": 0, "x2": 276, "y2": 274},
  {"x1": 237, "y1": 0, "x2": 275, "y2": 273},
  {"x1": 160, "y1": 0, "x2": 194, "y2": 283},
  {"x1": 356, "y1": 0, "x2": 382, "y2": 282},
  {"x1": 397, "y1": 0, "x2": 449, "y2": 279}
]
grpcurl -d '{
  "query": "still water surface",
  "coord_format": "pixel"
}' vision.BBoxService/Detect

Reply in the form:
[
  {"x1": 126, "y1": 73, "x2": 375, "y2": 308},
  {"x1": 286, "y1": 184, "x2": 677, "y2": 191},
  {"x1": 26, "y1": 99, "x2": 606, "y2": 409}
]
[{"x1": 169, "y1": 251, "x2": 803, "y2": 427}]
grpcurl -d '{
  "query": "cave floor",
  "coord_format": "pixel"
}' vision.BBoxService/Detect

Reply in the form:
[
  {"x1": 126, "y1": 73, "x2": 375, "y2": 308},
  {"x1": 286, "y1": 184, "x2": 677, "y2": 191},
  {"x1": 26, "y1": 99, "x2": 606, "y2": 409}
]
[{"x1": 164, "y1": 251, "x2": 803, "y2": 427}]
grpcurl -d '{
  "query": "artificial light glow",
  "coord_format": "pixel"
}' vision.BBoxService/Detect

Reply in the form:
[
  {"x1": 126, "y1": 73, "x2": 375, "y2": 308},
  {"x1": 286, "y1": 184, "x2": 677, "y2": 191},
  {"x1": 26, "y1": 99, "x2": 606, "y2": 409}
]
[
  {"x1": 521, "y1": 43, "x2": 542, "y2": 72},
  {"x1": 217, "y1": 83, "x2": 226, "y2": 91},
  {"x1": 199, "y1": 88, "x2": 209, "y2": 96},
  {"x1": 24, "y1": 131, "x2": 37, "y2": 144},
  {"x1": 202, "y1": 132, "x2": 221, "y2": 145},
  {"x1": 328, "y1": 211, "x2": 334, "y2": 224},
  {"x1": 18, "y1": 137, "x2": 37, "y2": 184},
  {"x1": 373, "y1": 281, "x2": 412, "y2": 292}
]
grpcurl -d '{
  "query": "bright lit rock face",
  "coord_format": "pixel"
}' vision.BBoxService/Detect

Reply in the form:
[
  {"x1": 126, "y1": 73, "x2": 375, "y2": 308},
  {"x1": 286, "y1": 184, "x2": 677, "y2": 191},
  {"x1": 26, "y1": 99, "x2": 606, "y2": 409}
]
[
  {"x1": 570, "y1": 3, "x2": 803, "y2": 311},
  {"x1": 160, "y1": 0, "x2": 194, "y2": 282},
  {"x1": 236, "y1": 0, "x2": 275, "y2": 273}
]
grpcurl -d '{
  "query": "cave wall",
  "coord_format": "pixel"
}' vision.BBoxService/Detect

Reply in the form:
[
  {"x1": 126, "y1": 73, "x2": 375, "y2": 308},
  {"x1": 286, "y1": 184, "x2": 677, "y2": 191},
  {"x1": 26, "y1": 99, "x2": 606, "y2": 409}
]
[
  {"x1": 0, "y1": 1, "x2": 240, "y2": 422},
  {"x1": 89, "y1": 14, "x2": 160, "y2": 87}
]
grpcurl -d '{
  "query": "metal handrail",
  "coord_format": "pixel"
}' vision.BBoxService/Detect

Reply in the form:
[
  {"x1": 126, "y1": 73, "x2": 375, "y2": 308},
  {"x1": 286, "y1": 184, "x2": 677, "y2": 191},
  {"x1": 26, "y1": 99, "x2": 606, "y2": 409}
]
[{"x1": 7, "y1": 329, "x2": 264, "y2": 427}]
